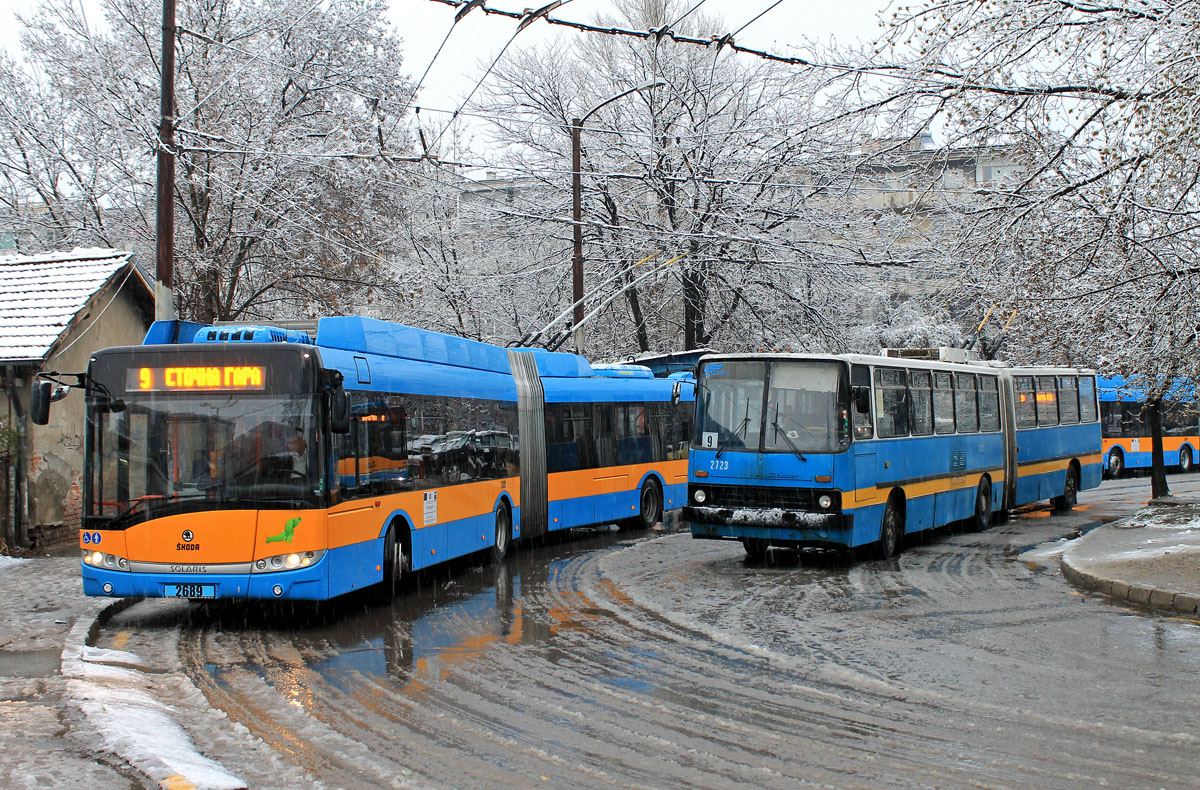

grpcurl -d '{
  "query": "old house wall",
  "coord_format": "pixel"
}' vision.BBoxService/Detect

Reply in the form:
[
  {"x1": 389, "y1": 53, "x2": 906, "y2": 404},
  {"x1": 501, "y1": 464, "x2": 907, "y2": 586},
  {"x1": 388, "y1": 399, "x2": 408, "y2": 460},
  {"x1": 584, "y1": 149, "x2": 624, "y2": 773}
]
[{"x1": 23, "y1": 283, "x2": 150, "y2": 542}]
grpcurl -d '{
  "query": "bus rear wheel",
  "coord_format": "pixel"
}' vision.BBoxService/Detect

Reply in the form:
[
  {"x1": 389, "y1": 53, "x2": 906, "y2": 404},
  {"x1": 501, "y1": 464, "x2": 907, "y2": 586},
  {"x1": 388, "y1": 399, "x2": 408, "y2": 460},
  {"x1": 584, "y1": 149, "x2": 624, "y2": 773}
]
[
  {"x1": 1107, "y1": 448, "x2": 1124, "y2": 478},
  {"x1": 741, "y1": 537, "x2": 769, "y2": 561},
  {"x1": 1180, "y1": 446, "x2": 1194, "y2": 473},
  {"x1": 1053, "y1": 466, "x2": 1079, "y2": 512},
  {"x1": 876, "y1": 497, "x2": 903, "y2": 560},
  {"x1": 970, "y1": 477, "x2": 992, "y2": 532},
  {"x1": 490, "y1": 502, "x2": 512, "y2": 563},
  {"x1": 636, "y1": 480, "x2": 662, "y2": 530}
]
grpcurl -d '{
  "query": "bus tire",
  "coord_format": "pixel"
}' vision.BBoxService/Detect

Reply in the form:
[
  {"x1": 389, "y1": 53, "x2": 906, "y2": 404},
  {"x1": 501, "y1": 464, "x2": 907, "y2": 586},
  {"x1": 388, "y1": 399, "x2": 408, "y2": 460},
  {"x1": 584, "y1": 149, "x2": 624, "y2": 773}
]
[
  {"x1": 1180, "y1": 446, "x2": 1193, "y2": 474},
  {"x1": 1106, "y1": 448, "x2": 1124, "y2": 479},
  {"x1": 970, "y1": 477, "x2": 992, "y2": 532},
  {"x1": 1053, "y1": 464, "x2": 1079, "y2": 512},
  {"x1": 741, "y1": 537, "x2": 769, "y2": 561},
  {"x1": 635, "y1": 479, "x2": 663, "y2": 530},
  {"x1": 876, "y1": 495, "x2": 903, "y2": 560},
  {"x1": 490, "y1": 501, "x2": 512, "y2": 564},
  {"x1": 382, "y1": 523, "x2": 408, "y2": 599}
]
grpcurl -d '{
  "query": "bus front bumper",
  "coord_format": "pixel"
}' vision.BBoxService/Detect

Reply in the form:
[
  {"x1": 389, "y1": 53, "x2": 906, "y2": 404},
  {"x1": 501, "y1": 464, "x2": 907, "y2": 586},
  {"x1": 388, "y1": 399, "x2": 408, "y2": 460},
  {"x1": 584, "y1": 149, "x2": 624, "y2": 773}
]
[
  {"x1": 82, "y1": 561, "x2": 330, "y2": 600},
  {"x1": 684, "y1": 505, "x2": 851, "y2": 544}
]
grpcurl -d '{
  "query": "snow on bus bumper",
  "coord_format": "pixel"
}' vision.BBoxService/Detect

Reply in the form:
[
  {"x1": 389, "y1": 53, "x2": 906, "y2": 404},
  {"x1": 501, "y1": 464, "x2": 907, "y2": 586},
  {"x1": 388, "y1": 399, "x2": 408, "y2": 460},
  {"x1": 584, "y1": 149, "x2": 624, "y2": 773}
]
[
  {"x1": 81, "y1": 559, "x2": 330, "y2": 600},
  {"x1": 684, "y1": 505, "x2": 851, "y2": 539}
]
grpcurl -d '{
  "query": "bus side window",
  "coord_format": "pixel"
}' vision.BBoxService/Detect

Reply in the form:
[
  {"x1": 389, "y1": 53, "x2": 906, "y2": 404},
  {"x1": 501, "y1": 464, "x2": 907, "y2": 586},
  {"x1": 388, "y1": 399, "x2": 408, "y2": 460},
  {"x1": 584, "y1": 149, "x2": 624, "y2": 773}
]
[
  {"x1": 1058, "y1": 377, "x2": 1080, "y2": 424},
  {"x1": 1036, "y1": 376, "x2": 1059, "y2": 426},
  {"x1": 933, "y1": 372, "x2": 955, "y2": 434},
  {"x1": 908, "y1": 369, "x2": 933, "y2": 436},
  {"x1": 874, "y1": 367, "x2": 908, "y2": 438},
  {"x1": 954, "y1": 373, "x2": 978, "y2": 433},
  {"x1": 1078, "y1": 376, "x2": 1098, "y2": 422},
  {"x1": 851, "y1": 364, "x2": 873, "y2": 440},
  {"x1": 1015, "y1": 376, "x2": 1037, "y2": 428},
  {"x1": 978, "y1": 376, "x2": 1001, "y2": 431}
]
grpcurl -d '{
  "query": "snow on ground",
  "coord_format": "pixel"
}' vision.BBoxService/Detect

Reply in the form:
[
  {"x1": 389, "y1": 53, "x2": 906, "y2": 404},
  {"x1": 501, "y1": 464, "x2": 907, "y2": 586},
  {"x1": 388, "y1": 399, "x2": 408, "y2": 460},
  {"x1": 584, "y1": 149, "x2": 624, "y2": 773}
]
[
  {"x1": 0, "y1": 554, "x2": 29, "y2": 570},
  {"x1": 60, "y1": 622, "x2": 246, "y2": 790}
]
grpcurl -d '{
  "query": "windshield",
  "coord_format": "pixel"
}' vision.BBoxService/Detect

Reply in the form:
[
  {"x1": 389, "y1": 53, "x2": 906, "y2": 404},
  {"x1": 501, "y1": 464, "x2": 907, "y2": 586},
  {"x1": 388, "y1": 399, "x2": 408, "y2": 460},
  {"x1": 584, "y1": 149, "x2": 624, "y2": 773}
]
[
  {"x1": 695, "y1": 358, "x2": 850, "y2": 454},
  {"x1": 87, "y1": 393, "x2": 320, "y2": 529}
]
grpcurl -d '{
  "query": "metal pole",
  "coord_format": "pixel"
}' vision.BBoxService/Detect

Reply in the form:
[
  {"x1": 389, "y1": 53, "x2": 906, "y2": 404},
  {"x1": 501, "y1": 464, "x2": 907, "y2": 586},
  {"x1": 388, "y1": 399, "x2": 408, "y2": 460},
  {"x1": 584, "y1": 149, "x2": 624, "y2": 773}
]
[
  {"x1": 571, "y1": 117, "x2": 585, "y2": 356},
  {"x1": 154, "y1": 0, "x2": 177, "y2": 320}
]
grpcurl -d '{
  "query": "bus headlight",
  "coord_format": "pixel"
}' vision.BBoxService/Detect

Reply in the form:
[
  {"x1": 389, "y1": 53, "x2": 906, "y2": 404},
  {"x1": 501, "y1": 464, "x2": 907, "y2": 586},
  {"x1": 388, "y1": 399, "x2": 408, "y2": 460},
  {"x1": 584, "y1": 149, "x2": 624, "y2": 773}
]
[
  {"x1": 693, "y1": 489, "x2": 706, "y2": 503},
  {"x1": 818, "y1": 495, "x2": 833, "y2": 509},
  {"x1": 253, "y1": 550, "x2": 323, "y2": 573},
  {"x1": 83, "y1": 550, "x2": 129, "y2": 570}
]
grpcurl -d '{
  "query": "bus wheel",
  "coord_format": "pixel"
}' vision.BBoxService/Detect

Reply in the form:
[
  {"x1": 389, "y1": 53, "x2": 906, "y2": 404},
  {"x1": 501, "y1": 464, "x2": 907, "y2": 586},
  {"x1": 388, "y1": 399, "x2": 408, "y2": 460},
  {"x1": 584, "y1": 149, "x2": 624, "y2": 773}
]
[
  {"x1": 1053, "y1": 466, "x2": 1079, "y2": 512},
  {"x1": 382, "y1": 525, "x2": 407, "y2": 598},
  {"x1": 1180, "y1": 446, "x2": 1194, "y2": 473},
  {"x1": 490, "y1": 501, "x2": 512, "y2": 563},
  {"x1": 970, "y1": 478, "x2": 993, "y2": 532},
  {"x1": 876, "y1": 497, "x2": 903, "y2": 560},
  {"x1": 741, "y1": 537, "x2": 768, "y2": 561},
  {"x1": 636, "y1": 480, "x2": 662, "y2": 530},
  {"x1": 1107, "y1": 448, "x2": 1124, "y2": 479}
]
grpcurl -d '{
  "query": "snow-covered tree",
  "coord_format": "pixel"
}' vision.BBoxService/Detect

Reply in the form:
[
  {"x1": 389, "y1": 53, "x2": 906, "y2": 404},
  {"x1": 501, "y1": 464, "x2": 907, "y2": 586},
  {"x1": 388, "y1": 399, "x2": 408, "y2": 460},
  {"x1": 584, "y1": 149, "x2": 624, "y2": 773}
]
[
  {"x1": 478, "y1": 0, "x2": 962, "y2": 357},
  {"x1": 863, "y1": 0, "x2": 1200, "y2": 495},
  {"x1": 1, "y1": 0, "x2": 415, "y2": 321}
]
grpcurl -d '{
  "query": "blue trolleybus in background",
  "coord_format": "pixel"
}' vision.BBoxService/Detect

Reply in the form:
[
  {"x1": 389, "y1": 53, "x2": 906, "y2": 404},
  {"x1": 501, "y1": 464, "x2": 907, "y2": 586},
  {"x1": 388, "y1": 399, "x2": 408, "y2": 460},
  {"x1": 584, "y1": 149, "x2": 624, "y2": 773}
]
[
  {"x1": 35, "y1": 316, "x2": 693, "y2": 602},
  {"x1": 1098, "y1": 376, "x2": 1198, "y2": 477},
  {"x1": 684, "y1": 350, "x2": 1102, "y2": 559}
]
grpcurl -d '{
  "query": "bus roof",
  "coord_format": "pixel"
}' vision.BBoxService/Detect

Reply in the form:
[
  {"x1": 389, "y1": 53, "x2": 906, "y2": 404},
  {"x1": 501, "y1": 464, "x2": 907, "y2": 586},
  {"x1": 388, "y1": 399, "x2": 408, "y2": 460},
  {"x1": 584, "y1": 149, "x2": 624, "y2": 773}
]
[
  {"x1": 144, "y1": 316, "x2": 627, "y2": 379},
  {"x1": 695, "y1": 351, "x2": 1093, "y2": 377}
]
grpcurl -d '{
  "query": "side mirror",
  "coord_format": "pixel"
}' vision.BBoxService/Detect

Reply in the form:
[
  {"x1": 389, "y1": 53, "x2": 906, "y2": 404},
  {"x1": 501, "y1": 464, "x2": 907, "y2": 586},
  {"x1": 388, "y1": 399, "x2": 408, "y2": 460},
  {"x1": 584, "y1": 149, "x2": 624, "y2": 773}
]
[
  {"x1": 31, "y1": 379, "x2": 53, "y2": 425},
  {"x1": 329, "y1": 389, "x2": 350, "y2": 434},
  {"x1": 671, "y1": 380, "x2": 682, "y2": 406},
  {"x1": 852, "y1": 385, "x2": 871, "y2": 414}
]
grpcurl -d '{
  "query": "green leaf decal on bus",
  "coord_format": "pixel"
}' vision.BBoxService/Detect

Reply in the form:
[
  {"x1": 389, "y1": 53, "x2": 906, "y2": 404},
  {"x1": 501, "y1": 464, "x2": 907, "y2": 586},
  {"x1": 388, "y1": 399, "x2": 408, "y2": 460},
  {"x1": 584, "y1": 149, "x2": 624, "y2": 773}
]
[{"x1": 266, "y1": 517, "x2": 301, "y2": 544}]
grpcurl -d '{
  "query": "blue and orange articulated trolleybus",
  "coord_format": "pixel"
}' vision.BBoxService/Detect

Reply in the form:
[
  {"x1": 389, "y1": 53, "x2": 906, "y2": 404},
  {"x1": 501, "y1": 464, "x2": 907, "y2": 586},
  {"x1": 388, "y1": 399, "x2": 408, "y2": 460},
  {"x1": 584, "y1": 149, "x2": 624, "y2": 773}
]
[
  {"x1": 32, "y1": 317, "x2": 694, "y2": 602},
  {"x1": 1097, "y1": 376, "x2": 1198, "y2": 477},
  {"x1": 683, "y1": 349, "x2": 1102, "y2": 560}
]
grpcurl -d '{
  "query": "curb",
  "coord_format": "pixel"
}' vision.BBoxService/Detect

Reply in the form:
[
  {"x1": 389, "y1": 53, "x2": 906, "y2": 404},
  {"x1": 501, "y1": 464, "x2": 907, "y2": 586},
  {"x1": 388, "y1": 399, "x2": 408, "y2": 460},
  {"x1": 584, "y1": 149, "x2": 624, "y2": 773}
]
[
  {"x1": 1060, "y1": 554, "x2": 1200, "y2": 618},
  {"x1": 60, "y1": 596, "x2": 247, "y2": 790}
]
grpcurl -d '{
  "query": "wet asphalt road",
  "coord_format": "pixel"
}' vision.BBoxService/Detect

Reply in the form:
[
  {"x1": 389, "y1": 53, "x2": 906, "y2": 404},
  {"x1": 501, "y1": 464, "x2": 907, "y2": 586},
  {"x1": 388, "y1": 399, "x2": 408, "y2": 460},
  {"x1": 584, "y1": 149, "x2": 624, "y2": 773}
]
[{"x1": 100, "y1": 474, "x2": 1200, "y2": 789}]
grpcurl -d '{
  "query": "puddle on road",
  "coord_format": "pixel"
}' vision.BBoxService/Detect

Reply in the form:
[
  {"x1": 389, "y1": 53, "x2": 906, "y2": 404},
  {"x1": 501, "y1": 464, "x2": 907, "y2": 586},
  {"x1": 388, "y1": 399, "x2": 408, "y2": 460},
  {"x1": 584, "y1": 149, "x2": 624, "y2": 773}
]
[{"x1": 196, "y1": 528, "x2": 662, "y2": 700}]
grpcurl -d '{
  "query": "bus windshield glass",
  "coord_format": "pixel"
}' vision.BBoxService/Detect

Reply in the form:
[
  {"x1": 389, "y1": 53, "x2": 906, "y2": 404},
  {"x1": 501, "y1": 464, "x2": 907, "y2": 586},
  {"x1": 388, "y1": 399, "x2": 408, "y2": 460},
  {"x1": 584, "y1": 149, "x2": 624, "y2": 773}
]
[
  {"x1": 695, "y1": 358, "x2": 850, "y2": 454},
  {"x1": 85, "y1": 348, "x2": 321, "y2": 528}
]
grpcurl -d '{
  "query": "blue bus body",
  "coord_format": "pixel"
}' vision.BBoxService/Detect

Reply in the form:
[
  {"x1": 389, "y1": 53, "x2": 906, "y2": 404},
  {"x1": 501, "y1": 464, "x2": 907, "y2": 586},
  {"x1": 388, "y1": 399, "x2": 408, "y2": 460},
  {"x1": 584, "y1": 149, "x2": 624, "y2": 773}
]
[
  {"x1": 1097, "y1": 376, "x2": 1198, "y2": 476},
  {"x1": 75, "y1": 317, "x2": 693, "y2": 601},
  {"x1": 685, "y1": 353, "x2": 1102, "y2": 558}
]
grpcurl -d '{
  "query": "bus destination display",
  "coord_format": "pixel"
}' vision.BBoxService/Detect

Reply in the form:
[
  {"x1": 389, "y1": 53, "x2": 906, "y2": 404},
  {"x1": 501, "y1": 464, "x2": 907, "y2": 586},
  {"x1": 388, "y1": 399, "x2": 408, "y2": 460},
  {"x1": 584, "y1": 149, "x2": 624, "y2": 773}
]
[{"x1": 127, "y1": 365, "x2": 267, "y2": 392}]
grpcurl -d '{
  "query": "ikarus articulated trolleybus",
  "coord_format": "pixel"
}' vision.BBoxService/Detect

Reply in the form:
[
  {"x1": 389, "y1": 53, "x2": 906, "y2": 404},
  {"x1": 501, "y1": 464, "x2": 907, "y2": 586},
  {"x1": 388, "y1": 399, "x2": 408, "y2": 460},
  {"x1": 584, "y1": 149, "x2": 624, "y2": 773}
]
[{"x1": 684, "y1": 348, "x2": 1101, "y2": 560}]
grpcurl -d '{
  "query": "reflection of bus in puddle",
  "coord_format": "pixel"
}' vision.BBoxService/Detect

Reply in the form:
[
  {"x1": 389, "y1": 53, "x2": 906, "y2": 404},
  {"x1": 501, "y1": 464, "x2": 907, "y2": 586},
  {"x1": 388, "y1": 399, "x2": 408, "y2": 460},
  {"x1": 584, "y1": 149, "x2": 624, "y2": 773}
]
[{"x1": 266, "y1": 553, "x2": 614, "y2": 700}]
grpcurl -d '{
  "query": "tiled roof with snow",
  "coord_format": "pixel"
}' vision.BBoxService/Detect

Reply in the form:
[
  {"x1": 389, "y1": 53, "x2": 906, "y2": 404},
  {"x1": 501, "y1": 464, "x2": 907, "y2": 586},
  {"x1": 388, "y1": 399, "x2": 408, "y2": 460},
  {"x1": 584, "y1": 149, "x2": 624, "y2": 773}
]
[{"x1": 0, "y1": 248, "x2": 141, "y2": 362}]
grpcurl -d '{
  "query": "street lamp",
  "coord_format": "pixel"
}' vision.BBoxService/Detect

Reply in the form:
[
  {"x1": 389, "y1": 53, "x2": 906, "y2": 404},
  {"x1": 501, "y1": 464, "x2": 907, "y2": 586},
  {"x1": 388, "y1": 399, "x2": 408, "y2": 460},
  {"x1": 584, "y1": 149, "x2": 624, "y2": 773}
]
[{"x1": 571, "y1": 80, "x2": 666, "y2": 355}]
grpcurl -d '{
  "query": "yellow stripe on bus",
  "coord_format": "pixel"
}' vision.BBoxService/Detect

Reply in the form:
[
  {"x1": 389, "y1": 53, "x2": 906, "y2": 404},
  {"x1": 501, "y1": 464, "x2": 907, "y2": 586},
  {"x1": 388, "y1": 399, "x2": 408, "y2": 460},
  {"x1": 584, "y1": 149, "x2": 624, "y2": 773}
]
[{"x1": 848, "y1": 472, "x2": 1000, "y2": 510}]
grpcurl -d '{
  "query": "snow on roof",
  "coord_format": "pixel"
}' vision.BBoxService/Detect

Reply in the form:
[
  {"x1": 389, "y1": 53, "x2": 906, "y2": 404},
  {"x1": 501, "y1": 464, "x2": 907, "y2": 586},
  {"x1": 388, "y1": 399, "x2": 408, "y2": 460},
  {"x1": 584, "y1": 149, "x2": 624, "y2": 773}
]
[{"x1": 0, "y1": 248, "x2": 146, "y2": 362}]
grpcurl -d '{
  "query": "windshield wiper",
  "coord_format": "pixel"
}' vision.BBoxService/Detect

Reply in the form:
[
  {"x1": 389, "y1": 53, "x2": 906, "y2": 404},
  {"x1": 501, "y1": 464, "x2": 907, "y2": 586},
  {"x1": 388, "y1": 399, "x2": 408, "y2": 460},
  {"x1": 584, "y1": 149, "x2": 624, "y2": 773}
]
[
  {"x1": 771, "y1": 415, "x2": 809, "y2": 462},
  {"x1": 715, "y1": 415, "x2": 751, "y2": 458}
]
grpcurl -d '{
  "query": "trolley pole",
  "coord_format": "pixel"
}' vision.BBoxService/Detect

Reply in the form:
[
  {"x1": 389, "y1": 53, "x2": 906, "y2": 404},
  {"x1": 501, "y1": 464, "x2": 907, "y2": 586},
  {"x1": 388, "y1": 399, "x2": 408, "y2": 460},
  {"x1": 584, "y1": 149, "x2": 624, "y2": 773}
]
[{"x1": 154, "y1": 0, "x2": 177, "y2": 320}]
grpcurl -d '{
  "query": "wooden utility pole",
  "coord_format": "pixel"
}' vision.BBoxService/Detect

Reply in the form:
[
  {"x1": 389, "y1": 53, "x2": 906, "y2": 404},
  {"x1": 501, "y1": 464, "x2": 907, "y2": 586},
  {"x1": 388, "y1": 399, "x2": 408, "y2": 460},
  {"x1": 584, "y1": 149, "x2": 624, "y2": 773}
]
[{"x1": 154, "y1": 0, "x2": 177, "y2": 320}]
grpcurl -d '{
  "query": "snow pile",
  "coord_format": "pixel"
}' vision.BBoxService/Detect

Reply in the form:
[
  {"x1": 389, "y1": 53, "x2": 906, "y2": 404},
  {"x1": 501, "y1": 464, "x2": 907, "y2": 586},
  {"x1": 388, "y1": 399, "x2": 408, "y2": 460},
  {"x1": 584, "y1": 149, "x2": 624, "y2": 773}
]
[
  {"x1": 0, "y1": 554, "x2": 29, "y2": 570},
  {"x1": 1118, "y1": 507, "x2": 1200, "y2": 532},
  {"x1": 61, "y1": 623, "x2": 245, "y2": 790}
]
